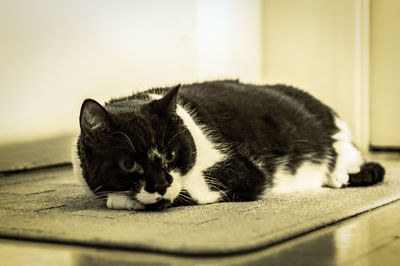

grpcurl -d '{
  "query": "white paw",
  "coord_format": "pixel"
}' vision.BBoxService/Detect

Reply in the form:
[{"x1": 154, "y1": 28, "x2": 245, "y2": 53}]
[
  {"x1": 195, "y1": 191, "x2": 221, "y2": 204},
  {"x1": 106, "y1": 193, "x2": 145, "y2": 210},
  {"x1": 326, "y1": 172, "x2": 348, "y2": 188}
]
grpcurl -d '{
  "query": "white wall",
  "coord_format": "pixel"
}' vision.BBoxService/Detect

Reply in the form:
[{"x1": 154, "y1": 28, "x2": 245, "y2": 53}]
[
  {"x1": 0, "y1": 0, "x2": 196, "y2": 143},
  {"x1": 0, "y1": 0, "x2": 262, "y2": 144},
  {"x1": 370, "y1": 0, "x2": 400, "y2": 147},
  {"x1": 196, "y1": 0, "x2": 261, "y2": 82},
  {"x1": 1, "y1": 0, "x2": 366, "y2": 149},
  {"x1": 261, "y1": 0, "x2": 366, "y2": 148}
]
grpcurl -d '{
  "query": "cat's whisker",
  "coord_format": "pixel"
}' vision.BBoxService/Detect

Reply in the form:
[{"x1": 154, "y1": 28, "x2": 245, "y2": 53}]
[
  {"x1": 203, "y1": 175, "x2": 229, "y2": 202},
  {"x1": 93, "y1": 185, "x2": 103, "y2": 193},
  {"x1": 179, "y1": 194, "x2": 192, "y2": 201},
  {"x1": 161, "y1": 128, "x2": 167, "y2": 146},
  {"x1": 176, "y1": 195, "x2": 190, "y2": 204},
  {"x1": 177, "y1": 190, "x2": 193, "y2": 200},
  {"x1": 110, "y1": 131, "x2": 136, "y2": 153},
  {"x1": 176, "y1": 192, "x2": 195, "y2": 204},
  {"x1": 177, "y1": 190, "x2": 190, "y2": 198},
  {"x1": 204, "y1": 176, "x2": 227, "y2": 189},
  {"x1": 167, "y1": 129, "x2": 185, "y2": 146}
]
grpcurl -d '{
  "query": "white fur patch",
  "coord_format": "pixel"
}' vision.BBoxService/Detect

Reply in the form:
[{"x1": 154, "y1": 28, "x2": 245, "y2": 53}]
[
  {"x1": 145, "y1": 93, "x2": 224, "y2": 204},
  {"x1": 263, "y1": 116, "x2": 364, "y2": 195},
  {"x1": 136, "y1": 190, "x2": 162, "y2": 204},
  {"x1": 267, "y1": 160, "x2": 328, "y2": 194},
  {"x1": 135, "y1": 172, "x2": 182, "y2": 205},
  {"x1": 147, "y1": 93, "x2": 225, "y2": 204},
  {"x1": 148, "y1": 93, "x2": 162, "y2": 100},
  {"x1": 176, "y1": 104, "x2": 225, "y2": 204},
  {"x1": 107, "y1": 193, "x2": 145, "y2": 210},
  {"x1": 325, "y1": 117, "x2": 363, "y2": 188},
  {"x1": 166, "y1": 170, "x2": 184, "y2": 201},
  {"x1": 71, "y1": 136, "x2": 93, "y2": 194}
]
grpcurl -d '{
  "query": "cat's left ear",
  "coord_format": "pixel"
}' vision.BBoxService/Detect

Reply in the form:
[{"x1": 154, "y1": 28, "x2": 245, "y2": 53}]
[
  {"x1": 79, "y1": 99, "x2": 113, "y2": 145},
  {"x1": 151, "y1": 84, "x2": 180, "y2": 114}
]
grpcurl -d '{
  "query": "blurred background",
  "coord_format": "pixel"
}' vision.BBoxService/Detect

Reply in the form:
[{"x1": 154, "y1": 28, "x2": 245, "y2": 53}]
[{"x1": 0, "y1": 0, "x2": 399, "y2": 170}]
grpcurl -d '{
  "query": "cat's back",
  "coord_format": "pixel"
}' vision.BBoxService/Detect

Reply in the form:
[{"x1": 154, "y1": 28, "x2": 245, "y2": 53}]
[
  {"x1": 110, "y1": 80, "x2": 338, "y2": 151},
  {"x1": 178, "y1": 80, "x2": 337, "y2": 142},
  {"x1": 179, "y1": 80, "x2": 333, "y2": 121}
]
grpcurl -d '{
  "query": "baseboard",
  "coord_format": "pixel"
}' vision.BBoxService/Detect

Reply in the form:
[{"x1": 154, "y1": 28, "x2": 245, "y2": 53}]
[{"x1": 369, "y1": 145, "x2": 400, "y2": 153}]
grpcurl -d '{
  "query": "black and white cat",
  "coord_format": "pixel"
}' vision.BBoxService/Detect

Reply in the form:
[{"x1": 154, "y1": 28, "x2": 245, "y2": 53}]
[{"x1": 72, "y1": 80, "x2": 384, "y2": 210}]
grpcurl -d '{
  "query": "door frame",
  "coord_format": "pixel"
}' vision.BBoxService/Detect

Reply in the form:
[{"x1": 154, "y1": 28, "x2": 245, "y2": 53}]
[{"x1": 353, "y1": 0, "x2": 370, "y2": 152}]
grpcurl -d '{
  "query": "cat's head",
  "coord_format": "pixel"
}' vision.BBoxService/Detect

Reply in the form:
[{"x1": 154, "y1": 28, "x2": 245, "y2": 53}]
[{"x1": 76, "y1": 85, "x2": 195, "y2": 208}]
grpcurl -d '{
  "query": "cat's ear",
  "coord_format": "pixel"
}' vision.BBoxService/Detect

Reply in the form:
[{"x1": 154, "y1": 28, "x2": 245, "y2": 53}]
[
  {"x1": 79, "y1": 99, "x2": 112, "y2": 144},
  {"x1": 151, "y1": 84, "x2": 180, "y2": 114}
]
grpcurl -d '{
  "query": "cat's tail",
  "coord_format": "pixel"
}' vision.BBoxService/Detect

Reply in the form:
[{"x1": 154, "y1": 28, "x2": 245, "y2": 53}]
[{"x1": 348, "y1": 162, "x2": 385, "y2": 187}]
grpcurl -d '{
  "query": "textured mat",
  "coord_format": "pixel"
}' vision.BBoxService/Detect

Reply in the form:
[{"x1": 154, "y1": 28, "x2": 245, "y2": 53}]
[
  {"x1": 0, "y1": 158, "x2": 399, "y2": 255},
  {"x1": 0, "y1": 134, "x2": 74, "y2": 172}
]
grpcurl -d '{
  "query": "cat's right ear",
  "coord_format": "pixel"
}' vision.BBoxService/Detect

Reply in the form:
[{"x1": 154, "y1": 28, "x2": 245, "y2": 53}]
[
  {"x1": 79, "y1": 99, "x2": 112, "y2": 145},
  {"x1": 150, "y1": 84, "x2": 180, "y2": 114}
]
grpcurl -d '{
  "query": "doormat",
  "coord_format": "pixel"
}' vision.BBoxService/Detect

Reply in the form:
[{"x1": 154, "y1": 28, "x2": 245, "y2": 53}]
[{"x1": 0, "y1": 159, "x2": 399, "y2": 256}]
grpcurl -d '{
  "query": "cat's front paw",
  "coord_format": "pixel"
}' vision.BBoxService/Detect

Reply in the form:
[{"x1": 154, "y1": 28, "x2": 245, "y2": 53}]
[
  {"x1": 106, "y1": 193, "x2": 145, "y2": 211},
  {"x1": 195, "y1": 191, "x2": 221, "y2": 205}
]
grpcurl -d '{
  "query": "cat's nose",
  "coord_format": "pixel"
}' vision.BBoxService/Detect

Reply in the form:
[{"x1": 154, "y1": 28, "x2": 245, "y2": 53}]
[
  {"x1": 145, "y1": 176, "x2": 169, "y2": 195},
  {"x1": 145, "y1": 166, "x2": 172, "y2": 195},
  {"x1": 145, "y1": 182, "x2": 168, "y2": 195},
  {"x1": 154, "y1": 184, "x2": 167, "y2": 196}
]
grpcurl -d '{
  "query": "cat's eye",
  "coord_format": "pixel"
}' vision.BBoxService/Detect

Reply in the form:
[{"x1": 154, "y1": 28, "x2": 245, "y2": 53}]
[
  {"x1": 165, "y1": 150, "x2": 176, "y2": 163},
  {"x1": 119, "y1": 159, "x2": 144, "y2": 174}
]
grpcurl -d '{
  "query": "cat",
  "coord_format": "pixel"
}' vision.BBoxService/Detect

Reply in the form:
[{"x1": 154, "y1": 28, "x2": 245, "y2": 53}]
[{"x1": 72, "y1": 80, "x2": 385, "y2": 211}]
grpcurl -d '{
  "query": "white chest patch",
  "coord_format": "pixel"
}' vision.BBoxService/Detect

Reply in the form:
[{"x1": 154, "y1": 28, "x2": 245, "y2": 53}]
[
  {"x1": 148, "y1": 93, "x2": 225, "y2": 203},
  {"x1": 176, "y1": 104, "x2": 226, "y2": 204}
]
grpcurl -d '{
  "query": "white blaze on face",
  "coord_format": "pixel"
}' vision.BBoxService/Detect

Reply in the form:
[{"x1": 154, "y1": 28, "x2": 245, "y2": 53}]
[{"x1": 134, "y1": 170, "x2": 183, "y2": 205}]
